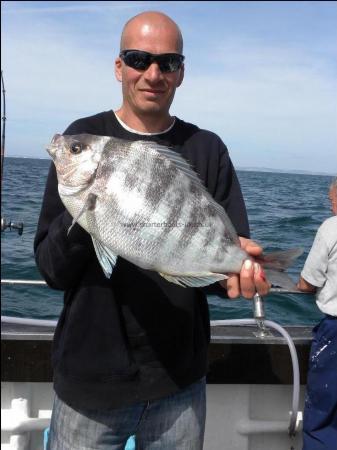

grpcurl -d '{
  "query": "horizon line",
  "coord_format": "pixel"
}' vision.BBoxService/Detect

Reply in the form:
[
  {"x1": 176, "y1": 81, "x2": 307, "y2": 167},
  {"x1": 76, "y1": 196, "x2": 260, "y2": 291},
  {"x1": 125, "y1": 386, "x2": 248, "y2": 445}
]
[{"x1": 3, "y1": 155, "x2": 335, "y2": 177}]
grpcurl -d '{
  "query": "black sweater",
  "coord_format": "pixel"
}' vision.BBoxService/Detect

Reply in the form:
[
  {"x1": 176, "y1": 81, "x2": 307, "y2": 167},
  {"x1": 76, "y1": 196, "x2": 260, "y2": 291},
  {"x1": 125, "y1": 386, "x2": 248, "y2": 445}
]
[{"x1": 34, "y1": 111, "x2": 249, "y2": 409}]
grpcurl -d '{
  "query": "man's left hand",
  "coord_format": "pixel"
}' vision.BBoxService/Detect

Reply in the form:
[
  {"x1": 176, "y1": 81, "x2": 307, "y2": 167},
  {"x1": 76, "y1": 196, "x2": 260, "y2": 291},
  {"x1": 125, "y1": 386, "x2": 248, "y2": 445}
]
[{"x1": 219, "y1": 237, "x2": 271, "y2": 299}]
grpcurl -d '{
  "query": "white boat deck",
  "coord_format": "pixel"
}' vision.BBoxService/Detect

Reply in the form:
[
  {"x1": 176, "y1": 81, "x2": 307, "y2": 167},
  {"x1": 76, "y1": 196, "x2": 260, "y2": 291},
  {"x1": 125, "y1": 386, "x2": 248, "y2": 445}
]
[{"x1": 2, "y1": 318, "x2": 310, "y2": 450}]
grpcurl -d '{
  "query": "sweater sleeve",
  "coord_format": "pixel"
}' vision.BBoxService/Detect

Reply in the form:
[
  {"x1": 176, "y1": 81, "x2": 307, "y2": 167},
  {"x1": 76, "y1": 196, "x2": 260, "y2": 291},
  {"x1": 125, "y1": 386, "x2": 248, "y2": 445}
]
[
  {"x1": 34, "y1": 120, "x2": 96, "y2": 290},
  {"x1": 212, "y1": 140, "x2": 250, "y2": 239},
  {"x1": 198, "y1": 135, "x2": 250, "y2": 297},
  {"x1": 34, "y1": 163, "x2": 95, "y2": 290}
]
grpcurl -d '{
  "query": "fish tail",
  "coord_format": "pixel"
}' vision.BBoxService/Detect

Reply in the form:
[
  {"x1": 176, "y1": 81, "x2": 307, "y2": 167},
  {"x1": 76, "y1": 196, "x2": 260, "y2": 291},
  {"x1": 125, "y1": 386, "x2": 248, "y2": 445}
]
[
  {"x1": 256, "y1": 248, "x2": 303, "y2": 270},
  {"x1": 255, "y1": 248, "x2": 303, "y2": 290}
]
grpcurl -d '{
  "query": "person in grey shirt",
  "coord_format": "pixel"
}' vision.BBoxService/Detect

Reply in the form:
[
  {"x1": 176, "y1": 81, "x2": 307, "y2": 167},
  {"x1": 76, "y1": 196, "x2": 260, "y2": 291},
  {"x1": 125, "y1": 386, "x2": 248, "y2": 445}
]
[{"x1": 297, "y1": 178, "x2": 337, "y2": 450}]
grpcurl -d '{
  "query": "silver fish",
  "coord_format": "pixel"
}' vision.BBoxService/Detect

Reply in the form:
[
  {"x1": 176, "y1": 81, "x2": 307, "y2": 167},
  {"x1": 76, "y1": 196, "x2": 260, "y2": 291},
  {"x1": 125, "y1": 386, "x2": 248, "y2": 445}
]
[{"x1": 47, "y1": 133, "x2": 301, "y2": 288}]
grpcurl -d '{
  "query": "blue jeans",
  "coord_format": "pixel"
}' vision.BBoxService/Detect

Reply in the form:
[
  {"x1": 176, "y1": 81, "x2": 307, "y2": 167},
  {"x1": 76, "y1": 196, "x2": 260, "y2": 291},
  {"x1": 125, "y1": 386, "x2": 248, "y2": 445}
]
[
  {"x1": 302, "y1": 315, "x2": 337, "y2": 450},
  {"x1": 47, "y1": 377, "x2": 206, "y2": 449}
]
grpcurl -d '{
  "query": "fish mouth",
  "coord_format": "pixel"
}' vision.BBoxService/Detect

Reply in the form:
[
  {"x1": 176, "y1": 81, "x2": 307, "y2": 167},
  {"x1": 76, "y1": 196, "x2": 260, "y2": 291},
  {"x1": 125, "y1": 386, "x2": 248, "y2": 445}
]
[
  {"x1": 46, "y1": 144, "x2": 57, "y2": 158},
  {"x1": 46, "y1": 133, "x2": 62, "y2": 158}
]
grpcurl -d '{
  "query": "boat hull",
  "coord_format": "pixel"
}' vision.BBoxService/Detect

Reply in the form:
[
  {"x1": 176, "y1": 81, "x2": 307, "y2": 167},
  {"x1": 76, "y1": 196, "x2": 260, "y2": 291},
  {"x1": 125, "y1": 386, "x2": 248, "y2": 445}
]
[{"x1": 1, "y1": 319, "x2": 311, "y2": 449}]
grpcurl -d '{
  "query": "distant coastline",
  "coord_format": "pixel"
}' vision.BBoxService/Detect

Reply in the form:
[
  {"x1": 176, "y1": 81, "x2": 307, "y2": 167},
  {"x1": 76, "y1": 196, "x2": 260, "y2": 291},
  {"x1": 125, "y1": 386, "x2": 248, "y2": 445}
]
[
  {"x1": 5, "y1": 155, "x2": 51, "y2": 161},
  {"x1": 237, "y1": 166, "x2": 335, "y2": 177},
  {"x1": 3, "y1": 156, "x2": 335, "y2": 177}
]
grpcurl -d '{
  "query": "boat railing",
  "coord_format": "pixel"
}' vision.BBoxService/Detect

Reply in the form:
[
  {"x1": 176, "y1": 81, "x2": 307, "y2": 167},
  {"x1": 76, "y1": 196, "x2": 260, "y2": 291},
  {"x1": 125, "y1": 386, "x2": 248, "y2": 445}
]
[
  {"x1": 2, "y1": 280, "x2": 311, "y2": 445},
  {"x1": 1, "y1": 279, "x2": 47, "y2": 286}
]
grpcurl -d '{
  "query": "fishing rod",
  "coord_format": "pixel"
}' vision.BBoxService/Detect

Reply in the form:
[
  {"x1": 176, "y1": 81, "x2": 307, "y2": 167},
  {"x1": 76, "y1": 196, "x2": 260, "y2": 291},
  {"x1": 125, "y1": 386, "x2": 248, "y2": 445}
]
[
  {"x1": 270, "y1": 287, "x2": 309, "y2": 294},
  {"x1": 1, "y1": 70, "x2": 6, "y2": 189},
  {"x1": 1, "y1": 70, "x2": 23, "y2": 235}
]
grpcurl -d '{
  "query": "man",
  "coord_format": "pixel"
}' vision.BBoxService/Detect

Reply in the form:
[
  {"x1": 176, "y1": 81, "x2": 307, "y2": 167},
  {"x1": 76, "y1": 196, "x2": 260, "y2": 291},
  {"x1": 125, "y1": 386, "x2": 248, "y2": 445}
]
[
  {"x1": 297, "y1": 179, "x2": 337, "y2": 450},
  {"x1": 35, "y1": 11, "x2": 269, "y2": 449}
]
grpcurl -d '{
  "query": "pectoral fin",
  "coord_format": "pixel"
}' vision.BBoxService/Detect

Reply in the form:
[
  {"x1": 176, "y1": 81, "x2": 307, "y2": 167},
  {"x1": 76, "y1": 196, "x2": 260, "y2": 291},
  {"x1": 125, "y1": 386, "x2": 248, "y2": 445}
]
[
  {"x1": 159, "y1": 272, "x2": 228, "y2": 288},
  {"x1": 92, "y1": 237, "x2": 118, "y2": 278},
  {"x1": 67, "y1": 193, "x2": 98, "y2": 236}
]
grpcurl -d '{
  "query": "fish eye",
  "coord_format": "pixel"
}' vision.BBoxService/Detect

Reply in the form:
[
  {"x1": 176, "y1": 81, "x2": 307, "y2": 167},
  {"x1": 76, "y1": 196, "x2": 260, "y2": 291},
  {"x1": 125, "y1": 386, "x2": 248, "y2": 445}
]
[{"x1": 70, "y1": 143, "x2": 83, "y2": 155}]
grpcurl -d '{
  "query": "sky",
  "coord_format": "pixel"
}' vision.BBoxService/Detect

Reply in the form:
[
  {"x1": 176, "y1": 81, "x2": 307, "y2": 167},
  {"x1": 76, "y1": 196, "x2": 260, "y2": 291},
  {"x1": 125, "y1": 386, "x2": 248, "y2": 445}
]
[{"x1": 1, "y1": 0, "x2": 337, "y2": 174}]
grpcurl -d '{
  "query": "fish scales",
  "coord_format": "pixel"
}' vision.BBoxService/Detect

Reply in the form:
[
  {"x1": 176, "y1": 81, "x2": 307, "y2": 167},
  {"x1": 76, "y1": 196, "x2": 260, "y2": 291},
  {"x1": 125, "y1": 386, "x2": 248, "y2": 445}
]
[
  {"x1": 47, "y1": 133, "x2": 302, "y2": 288},
  {"x1": 48, "y1": 133, "x2": 247, "y2": 279}
]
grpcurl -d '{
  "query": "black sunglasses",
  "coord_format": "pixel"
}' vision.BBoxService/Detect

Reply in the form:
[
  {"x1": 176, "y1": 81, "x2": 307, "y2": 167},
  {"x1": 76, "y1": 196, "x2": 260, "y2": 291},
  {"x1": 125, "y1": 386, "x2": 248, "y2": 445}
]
[{"x1": 119, "y1": 49, "x2": 185, "y2": 73}]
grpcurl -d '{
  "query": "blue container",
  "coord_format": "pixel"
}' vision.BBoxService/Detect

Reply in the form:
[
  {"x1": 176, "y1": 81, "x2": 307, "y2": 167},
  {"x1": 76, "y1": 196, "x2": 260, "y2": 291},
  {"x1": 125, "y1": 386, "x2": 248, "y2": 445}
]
[
  {"x1": 43, "y1": 427, "x2": 135, "y2": 449},
  {"x1": 125, "y1": 435, "x2": 136, "y2": 449},
  {"x1": 43, "y1": 428, "x2": 50, "y2": 450}
]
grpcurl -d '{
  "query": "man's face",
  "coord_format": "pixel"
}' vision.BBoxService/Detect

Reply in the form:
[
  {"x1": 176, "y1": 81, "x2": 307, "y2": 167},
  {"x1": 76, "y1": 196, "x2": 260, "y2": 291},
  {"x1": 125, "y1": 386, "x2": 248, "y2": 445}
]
[
  {"x1": 115, "y1": 22, "x2": 184, "y2": 118},
  {"x1": 329, "y1": 186, "x2": 337, "y2": 215}
]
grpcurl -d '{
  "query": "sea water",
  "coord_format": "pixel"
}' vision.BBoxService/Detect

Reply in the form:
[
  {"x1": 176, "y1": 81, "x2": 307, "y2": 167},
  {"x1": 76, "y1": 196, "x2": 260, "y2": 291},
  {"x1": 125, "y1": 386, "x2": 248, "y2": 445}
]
[{"x1": 1, "y1": 157, "x2": 333, "y2": 325}]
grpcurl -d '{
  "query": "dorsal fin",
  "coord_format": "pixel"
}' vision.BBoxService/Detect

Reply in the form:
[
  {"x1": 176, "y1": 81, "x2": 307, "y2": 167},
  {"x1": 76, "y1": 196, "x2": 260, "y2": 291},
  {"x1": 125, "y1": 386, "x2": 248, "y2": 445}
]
[{"x1": 132, "y1": 141, "x2": 202, "y2": 184}]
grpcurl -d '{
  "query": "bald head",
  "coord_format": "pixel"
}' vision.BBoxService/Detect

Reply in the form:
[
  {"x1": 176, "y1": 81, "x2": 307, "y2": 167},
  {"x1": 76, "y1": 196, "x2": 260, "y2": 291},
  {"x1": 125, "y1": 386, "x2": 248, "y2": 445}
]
[{"x1": 120, "y1": 11, "x2": 183, "y2": 54}]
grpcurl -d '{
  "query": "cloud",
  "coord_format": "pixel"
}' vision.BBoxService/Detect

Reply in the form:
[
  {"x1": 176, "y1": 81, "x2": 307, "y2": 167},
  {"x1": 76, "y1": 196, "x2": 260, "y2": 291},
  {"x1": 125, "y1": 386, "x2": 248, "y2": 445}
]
[
  {"x1": 3, "y1": 1, "x2": 184, "y2": 15},
  {"x1": 1, "y1": 1, "x2": 336, "y2": 173},
  {"x1": 172, "y1": 39, "x2": 337, "y2": 173}
]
